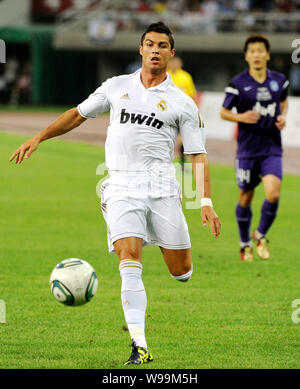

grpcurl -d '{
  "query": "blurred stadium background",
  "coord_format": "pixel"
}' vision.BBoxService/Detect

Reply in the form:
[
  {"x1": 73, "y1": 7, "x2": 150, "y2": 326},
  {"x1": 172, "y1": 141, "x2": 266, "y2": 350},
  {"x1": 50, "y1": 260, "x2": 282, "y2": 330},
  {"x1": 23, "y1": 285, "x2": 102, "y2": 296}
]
[{"x1": 0, "y1": 0, "x2": 300, "y2": 173}]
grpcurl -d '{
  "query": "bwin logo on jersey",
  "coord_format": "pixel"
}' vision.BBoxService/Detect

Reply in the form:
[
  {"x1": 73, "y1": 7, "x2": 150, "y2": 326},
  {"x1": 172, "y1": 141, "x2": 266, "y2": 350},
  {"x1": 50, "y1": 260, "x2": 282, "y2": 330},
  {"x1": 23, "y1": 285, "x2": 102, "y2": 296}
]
[
  {"x1": 253, "y1": 101, "x2": 276, "y2": 117},
  {"x1": 120, "y1": 109, "x2": 164, "y2": 129}
]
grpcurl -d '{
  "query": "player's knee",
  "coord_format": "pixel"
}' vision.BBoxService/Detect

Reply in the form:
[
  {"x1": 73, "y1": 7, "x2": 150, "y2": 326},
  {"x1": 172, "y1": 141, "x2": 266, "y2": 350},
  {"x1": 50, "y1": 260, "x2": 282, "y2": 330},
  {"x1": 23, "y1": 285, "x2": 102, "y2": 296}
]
[
  {"x1": 170, "y1": 265, "x2": 193, "y2": 283},
  {"x1": 115, "y1": 246, "x2": 141, "y2": 261},
  {"x1": 239, "y1": 190, "x2": 254, "y2": 207},
  {"x1": 266, "y1": 192, "x2": 280, "y2": 203},
  {"x1": 119, "y1": 251, "x2": 140, "y2": 261}
]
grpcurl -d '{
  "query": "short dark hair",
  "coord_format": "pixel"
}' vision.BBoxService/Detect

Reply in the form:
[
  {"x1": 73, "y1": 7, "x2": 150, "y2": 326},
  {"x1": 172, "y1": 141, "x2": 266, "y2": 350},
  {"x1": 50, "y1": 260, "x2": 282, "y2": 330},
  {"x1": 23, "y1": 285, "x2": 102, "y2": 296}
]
[
  {"x1": 244, "y1": 34, "x2": 270, "y2": 53},
  {"x1": 140, "y1": 21, "x2": 175, "y2": 50}
]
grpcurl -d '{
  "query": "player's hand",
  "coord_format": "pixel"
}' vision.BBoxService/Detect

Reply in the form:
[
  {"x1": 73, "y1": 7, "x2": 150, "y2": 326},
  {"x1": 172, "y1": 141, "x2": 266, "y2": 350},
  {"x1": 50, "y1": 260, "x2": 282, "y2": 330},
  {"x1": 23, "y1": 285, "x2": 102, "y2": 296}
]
[
  {"x1": 201, "y1": 206, "x2": 221, "y2": 238},
  {"x1": 9, "y1": 137, "x2": 40, "y2": 164},
  {"x1": 275, "y1": 114, "x2": 286, "y2": 131},
  {"x1": 239, "y1": 110, "x2": 260, "y2": 124}
]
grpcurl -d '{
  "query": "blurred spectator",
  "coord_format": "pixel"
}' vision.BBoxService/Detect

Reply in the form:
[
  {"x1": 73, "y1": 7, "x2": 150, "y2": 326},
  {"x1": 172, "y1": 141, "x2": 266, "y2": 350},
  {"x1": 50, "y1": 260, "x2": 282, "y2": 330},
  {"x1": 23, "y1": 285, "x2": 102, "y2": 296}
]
[
  {"x1": 199, "y1": 0, "x2": 219, "y2": 33},
  {"x1": 5, "y1": 57, "x2": 19, "y2": 84},
  {"x1": 217, "y1": 0, "x2": 235, "y2": 31},
  {"x1": 72, "y1": 0, "x2": 300, "y2": 33},
  {"x1": 218, "y1": 0, "x2": 234, "y2": 12},
  {"x1": 0, "y1": 78, "x2": 7, "y2": 103},
  {"x1": 275, "y1": 0, "x2": 295, "y2": 12},
  {"x1": 233, "y1": 0, "x2": 249, "y2": 12},
  {"x1": 137, "y1": 0, "x2": 153, "y2": 12},
  {"x1": 153, "y1": 0, "x2": 167, "y2": 14},
  {"x1": 201, "y1": 0, "x2": 219, "y2": 15},
  {"x1": 0, "y1": 56, "x2": 19, "y2": 104},
  {"x1": 9, "y1": 62, "x2": 32, "y2": 105},
  {"x1": 166, "y1": 0, "x2": 185, "y2": 13},
  {"x1": 242, "y1": 12, "x2": 256, "y2": 31}
]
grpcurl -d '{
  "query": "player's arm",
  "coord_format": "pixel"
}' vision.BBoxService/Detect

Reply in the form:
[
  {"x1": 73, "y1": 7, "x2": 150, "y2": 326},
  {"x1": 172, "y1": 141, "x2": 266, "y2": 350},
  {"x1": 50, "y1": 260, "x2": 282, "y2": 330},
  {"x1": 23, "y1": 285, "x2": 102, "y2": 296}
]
[
  {"x1": 220, "y1": 81, "x2": 260, "y2": 124},
  {"x1": 275, "y1": 98, "x2": 288, "y2": 131},
  {"x1": 220, "y1": 106, "x2": 260, "y2": 124},
  {"x1": 9, "y1": 108, "x2": 86, "y2": 164},
  {"x1": 188, "y1": 153, "x2": 221, "y2": 238},
  {"x1": 179, "y1": 100, "x2": 221, "y2": 237}
]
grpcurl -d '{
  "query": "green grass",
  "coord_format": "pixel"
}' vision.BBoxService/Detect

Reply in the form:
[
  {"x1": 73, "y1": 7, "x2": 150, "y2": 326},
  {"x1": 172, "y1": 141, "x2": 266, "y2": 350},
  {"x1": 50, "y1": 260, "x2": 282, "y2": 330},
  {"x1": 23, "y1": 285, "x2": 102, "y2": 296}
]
[
  {"x1": 0, "y1": 105, "x2": 110, "y2": 115},
  {"x1": 0, "y1": 131, "x2": 300, "y2": 369},
  {"x1": 0, "y1": 105, "x2": 72, "y2": 113}
]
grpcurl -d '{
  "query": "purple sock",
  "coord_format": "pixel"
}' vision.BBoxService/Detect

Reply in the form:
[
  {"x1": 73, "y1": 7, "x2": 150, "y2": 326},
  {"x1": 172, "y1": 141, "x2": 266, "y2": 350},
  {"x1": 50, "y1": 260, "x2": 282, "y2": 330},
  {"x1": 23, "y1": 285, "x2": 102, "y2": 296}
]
[
  {"x1": 257, "y1": 200, "x2": 279, "y2": 236},
  {"x1": 236, "y1": 204, "x2": 252, "y2": 243}
]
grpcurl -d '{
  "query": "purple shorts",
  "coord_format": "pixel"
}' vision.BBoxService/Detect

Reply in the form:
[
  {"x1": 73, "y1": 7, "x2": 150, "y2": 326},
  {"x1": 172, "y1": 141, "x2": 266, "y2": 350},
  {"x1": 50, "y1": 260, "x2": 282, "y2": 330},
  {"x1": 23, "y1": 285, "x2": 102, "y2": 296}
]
[{"x1": 235, "y1": 156, "x2": 282, "y2": 190}]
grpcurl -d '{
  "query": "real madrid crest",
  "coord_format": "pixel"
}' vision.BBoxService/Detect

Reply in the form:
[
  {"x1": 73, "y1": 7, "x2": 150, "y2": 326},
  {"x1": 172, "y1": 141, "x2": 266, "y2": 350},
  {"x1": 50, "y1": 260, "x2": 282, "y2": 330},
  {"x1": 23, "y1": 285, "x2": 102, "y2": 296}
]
[{"x1": 157, "y1": 100, "x2": 167, "y2": 111}]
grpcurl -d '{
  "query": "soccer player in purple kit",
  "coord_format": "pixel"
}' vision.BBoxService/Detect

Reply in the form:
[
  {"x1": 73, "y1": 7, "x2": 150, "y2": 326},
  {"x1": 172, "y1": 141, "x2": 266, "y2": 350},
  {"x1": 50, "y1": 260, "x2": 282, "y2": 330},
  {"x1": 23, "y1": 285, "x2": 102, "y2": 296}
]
[{"x1": 220, "y1": 34, "x2": 289, "y2": 262}]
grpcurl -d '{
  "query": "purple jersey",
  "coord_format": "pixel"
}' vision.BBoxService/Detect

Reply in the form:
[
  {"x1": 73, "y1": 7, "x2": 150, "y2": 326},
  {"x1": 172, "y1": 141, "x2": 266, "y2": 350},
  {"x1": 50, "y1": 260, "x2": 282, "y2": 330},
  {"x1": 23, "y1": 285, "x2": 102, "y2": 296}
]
[{"x1": 222, "y1": 69, "x2": 289, "y2": 158}]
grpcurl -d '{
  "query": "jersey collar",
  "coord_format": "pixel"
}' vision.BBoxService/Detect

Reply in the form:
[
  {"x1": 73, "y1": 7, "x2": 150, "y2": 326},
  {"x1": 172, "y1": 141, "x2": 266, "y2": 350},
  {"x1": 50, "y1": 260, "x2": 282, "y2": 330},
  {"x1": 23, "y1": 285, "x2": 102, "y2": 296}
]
[
  {"x1": 245, "y1": 68, "x2": 271, "y2": 84},
  {"x1": 132, "y1": 68, "x2": 171, "y2": 91}
]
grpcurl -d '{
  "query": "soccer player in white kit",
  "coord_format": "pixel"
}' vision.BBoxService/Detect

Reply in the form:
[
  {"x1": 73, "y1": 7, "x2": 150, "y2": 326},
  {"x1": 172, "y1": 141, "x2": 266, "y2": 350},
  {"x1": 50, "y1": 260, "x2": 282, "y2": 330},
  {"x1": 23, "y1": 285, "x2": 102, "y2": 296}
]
[{"x1": 10, "y1": 22, "x2": 221, "y2": 365}]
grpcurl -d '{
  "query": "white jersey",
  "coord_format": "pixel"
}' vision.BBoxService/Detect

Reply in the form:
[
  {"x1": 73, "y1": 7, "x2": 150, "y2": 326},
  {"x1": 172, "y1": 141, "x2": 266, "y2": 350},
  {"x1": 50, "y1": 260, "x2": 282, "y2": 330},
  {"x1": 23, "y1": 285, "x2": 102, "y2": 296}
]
[{"x1": 78, "y1": 69, "x2": 206, "y2": 198}]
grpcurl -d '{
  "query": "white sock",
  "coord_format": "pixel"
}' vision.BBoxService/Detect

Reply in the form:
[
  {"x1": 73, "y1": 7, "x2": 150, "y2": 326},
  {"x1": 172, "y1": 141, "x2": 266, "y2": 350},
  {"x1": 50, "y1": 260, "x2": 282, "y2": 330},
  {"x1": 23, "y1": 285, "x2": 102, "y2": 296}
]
[
  {"x1": 240, "y1": 240, "x2": 252, "y2": 248},
  {"x1": 119, "y1": 259, "x2": 147, "y2": 349},
  {"x1": 255, "y1": 229, "x2": 265, "y2": 239}
]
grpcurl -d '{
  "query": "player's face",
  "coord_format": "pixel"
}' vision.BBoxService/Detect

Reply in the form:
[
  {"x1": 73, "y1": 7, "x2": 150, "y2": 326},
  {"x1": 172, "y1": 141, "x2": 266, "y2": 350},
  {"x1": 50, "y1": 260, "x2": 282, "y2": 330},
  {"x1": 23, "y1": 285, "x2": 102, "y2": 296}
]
[
  {"x1": 245, "y1": 42, "x2": 270, "y2": 71},
  {"x1": 140, "y1": 32, "x2": 176, "y2": 74}
]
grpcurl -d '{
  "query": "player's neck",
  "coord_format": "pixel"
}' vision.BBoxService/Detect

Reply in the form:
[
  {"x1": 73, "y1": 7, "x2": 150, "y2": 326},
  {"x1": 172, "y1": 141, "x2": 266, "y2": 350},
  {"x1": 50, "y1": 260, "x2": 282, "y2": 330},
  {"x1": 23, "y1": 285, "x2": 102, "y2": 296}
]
[
  {"x1": 249, "y1": 67, "x2": 267, "y2": 84},
  {"x1": 140, "y1": 68, "x2": 167, "y2": 89}
]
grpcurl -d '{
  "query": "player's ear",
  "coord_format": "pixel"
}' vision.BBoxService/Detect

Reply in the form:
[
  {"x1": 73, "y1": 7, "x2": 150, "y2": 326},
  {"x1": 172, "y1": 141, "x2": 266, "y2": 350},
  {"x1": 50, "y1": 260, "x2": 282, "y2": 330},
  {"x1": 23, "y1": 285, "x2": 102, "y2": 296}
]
[
  {"x1": 171, "y1": 48, "x2": 176, "y2": 58},
  {"x1": 139, "y1": 45, "x2": 143, "y2": 56}
]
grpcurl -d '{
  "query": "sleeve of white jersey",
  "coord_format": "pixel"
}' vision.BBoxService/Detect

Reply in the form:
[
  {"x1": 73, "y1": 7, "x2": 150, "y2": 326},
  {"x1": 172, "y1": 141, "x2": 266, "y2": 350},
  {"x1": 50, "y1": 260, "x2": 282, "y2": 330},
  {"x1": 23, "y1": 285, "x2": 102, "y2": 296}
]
[
  {"x1": 77, "y1": 78, "x2": 111, "y2": 119},
  {"x1": 179, "y1": 100, "x2": 207, "y2": 155}
]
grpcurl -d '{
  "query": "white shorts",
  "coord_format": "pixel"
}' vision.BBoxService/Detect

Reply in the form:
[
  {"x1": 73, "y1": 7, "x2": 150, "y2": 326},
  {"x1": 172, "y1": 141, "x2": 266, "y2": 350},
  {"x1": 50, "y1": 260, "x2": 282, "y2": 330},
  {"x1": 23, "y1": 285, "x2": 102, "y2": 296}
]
[{"x1": 100, "y1": 185, "x2": 191, "y2": 254}]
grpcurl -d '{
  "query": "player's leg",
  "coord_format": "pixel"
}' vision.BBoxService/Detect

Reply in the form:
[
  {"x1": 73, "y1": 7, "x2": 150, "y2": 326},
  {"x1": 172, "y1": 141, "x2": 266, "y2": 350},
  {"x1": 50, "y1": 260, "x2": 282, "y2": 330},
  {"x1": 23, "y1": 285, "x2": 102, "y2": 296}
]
[
  {"x1": 237, "y1": 188, "x2": 255, "y2": 261},
  {"x1": 148, "y1": 196, "x2": 192, "y2": 279},
  {"x1": 114, "y1": 236, "x2": 143, "y2": 262},
  {"x1": 101, "y1": 193, "x2": 152, "y2": 364},
  {"x1": 235, "y1": 158, "x2": 259, "y2": 261},
  {"x1": 260, "y1": 173, "x2": 281, "y2": 234},
  {"x1": 114, "y1": 237, "x2": 152, "y2": 364},
  {"x1": 252, "y1": 174, "x2": 281, "y2": 259},
  {"x1": 159, "y1": 247, "x2": 193, "y2": 282},
  {"x1": 237, "y1": 189, "x2": 255, "y2": 262},
  {"x1": 252, "y1": 156, "x2": 282, "y2": 259}
]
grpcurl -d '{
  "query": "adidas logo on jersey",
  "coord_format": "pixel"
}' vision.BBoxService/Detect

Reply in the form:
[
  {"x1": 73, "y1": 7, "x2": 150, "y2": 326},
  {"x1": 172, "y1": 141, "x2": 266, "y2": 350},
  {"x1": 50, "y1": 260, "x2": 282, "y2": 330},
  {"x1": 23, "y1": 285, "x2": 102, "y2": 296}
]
[{"x1": 120, "y1": 109, "x2": 164, "y2": 129}]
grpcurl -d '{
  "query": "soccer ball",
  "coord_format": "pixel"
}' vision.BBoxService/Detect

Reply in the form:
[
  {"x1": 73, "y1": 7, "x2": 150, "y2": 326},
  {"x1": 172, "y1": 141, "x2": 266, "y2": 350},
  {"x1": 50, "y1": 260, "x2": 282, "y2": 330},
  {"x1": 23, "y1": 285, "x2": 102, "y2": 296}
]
[{"x1": 50, "y1": 258, "x2": 98, "y2": 306}]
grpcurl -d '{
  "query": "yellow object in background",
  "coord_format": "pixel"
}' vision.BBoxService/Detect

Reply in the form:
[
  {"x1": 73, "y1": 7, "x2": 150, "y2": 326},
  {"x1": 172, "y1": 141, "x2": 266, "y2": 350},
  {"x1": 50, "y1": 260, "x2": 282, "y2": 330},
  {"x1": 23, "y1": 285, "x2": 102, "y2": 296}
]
[{"x1": 168, "y1": 57, "x2": 197, "y2": 99}]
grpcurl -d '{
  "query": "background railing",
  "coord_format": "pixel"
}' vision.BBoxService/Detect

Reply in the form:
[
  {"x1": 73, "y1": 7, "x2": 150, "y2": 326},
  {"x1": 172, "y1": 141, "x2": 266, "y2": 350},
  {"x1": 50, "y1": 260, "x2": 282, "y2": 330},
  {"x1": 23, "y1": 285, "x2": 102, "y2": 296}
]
[{"x1": 57, "y1": 9, "x2": 300, "y2": 34}]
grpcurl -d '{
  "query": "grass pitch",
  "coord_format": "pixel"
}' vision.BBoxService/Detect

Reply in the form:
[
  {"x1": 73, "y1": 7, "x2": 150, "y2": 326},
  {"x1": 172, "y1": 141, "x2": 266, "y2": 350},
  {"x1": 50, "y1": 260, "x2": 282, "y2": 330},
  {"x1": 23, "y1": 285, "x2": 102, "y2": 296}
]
[{"x1": 0, "y1": 131, "x2": 300, "y2": 369}]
